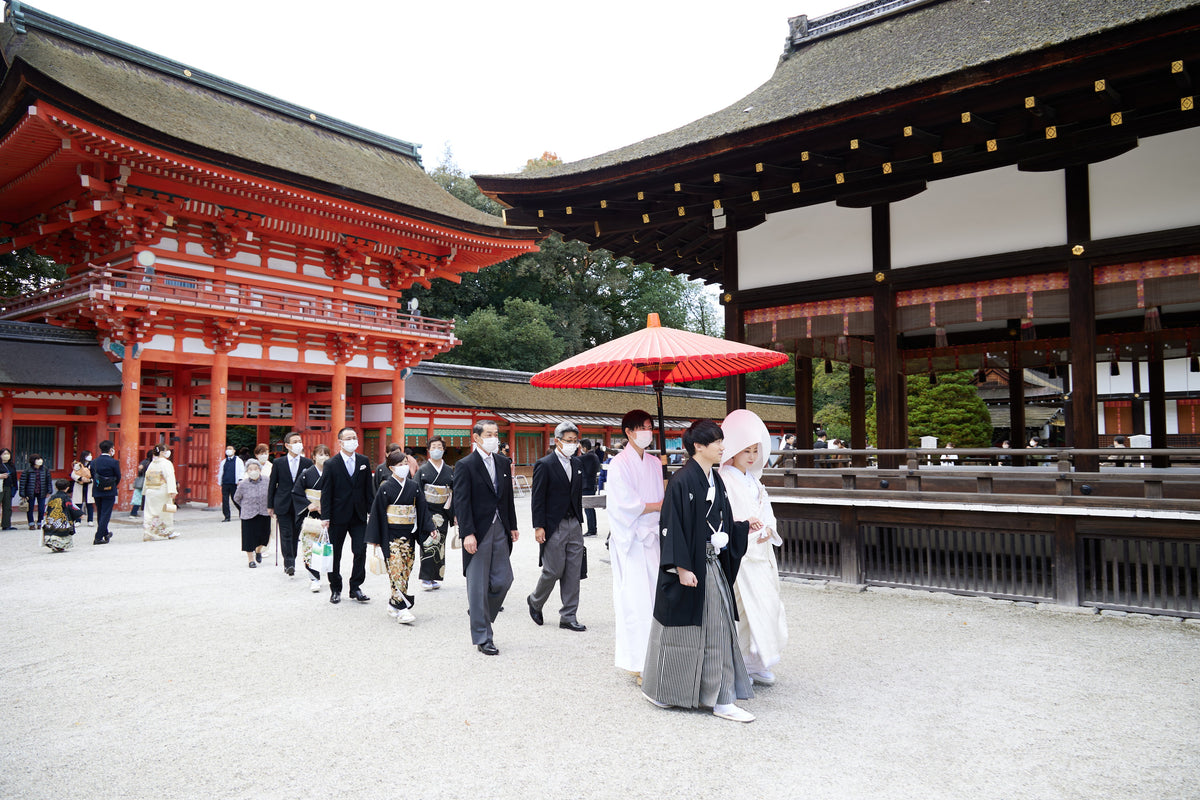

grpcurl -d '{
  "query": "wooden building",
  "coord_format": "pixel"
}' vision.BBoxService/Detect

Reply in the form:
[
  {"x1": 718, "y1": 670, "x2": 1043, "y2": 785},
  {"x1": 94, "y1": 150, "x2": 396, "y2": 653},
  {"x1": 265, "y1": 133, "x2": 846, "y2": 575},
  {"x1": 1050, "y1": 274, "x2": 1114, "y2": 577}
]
[
  {"x1": 0, "y1": 4, "x2": 540, "y2": 503},
  {"x1": 475, "y1": 0, "x2": 1200, "y2": 616}
]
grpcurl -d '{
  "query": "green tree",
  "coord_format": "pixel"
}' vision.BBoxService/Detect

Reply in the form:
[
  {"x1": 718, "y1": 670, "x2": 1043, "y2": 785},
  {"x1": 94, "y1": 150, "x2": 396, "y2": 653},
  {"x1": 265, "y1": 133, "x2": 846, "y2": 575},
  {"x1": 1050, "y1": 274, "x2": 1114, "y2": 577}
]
[
  {"x1": 0, "y1": 246, "x2": 65, "y2": 297},
  {"x1": 903, "y1": 370, "x2": 993, "y2": 447},
  {"x1": 440, "y1": 297, "x2": 566, "y2": 373}
]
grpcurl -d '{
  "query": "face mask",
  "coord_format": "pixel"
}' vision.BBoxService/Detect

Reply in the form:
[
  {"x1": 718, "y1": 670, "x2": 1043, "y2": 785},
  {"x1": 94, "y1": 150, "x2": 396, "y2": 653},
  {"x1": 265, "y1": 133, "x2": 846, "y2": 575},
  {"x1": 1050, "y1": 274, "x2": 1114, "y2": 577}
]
[
  {"x1": 34, "y1": 460, "x2": 43, "y2": 467},
  {"x1": 162, "y1": 451, "x2": 172, "y2": 460},
  {"x1": 289, "y1": 442, "x2": 304, "y2": 455},
  {"x1": 391, "y1": 465, "x2": 408, "y2": 479},
  {"x1": 226, "y1": 449, "x2": 235, "y2": 457},
  {"x1": 480, "y1": 436, "x2": 500, "y2": 454},
  {"x1": 247, "y1": 470, "x2": 261, "y2": 481},
  {"x1": 633, "y1": 431, "x2": 654, "y2": 449},
  {"x1": 341, "y1": 438, "x2": 358, "y2": 453},
  {"x1": 428, "y1": 448, "x2": 444, "y2": 461},
  {"x1": 559, "y1": 442, "x2": 579, "y2": 457},
  {"x1": 84, "y1": 456, "x2": 92, "y2": 463}
]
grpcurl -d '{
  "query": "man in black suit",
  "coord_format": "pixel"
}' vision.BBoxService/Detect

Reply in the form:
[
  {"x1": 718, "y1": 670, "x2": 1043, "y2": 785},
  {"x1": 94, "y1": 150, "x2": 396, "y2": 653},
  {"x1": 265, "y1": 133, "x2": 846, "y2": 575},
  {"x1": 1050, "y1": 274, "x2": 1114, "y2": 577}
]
[
  {"x1": 320, "y1": 426, "x2": 374, "y2": 604},
  {"x1": 452, "y1": 419, "x2": 520, "y2": 655},
  {"x1": 578, "y1": 439, "x2": 600, "y2": 538},
  {"x1": 90, "y1": 440, "x2": 121, "y2": 545},
  {"x1": 527, "y1": 422, "x2": 587, "y2": 632},
  {"x1": 268, "y1": 431, "x2": 313, "y2": 577}
]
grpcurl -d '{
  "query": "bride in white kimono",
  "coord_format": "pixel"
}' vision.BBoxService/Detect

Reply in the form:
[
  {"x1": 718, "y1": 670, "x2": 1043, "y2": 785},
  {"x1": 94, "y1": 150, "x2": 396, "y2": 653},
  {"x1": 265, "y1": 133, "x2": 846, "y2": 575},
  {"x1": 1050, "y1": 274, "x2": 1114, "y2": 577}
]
[{"x1": 719, "y1": 409, "x2": 788, "y2": 686}]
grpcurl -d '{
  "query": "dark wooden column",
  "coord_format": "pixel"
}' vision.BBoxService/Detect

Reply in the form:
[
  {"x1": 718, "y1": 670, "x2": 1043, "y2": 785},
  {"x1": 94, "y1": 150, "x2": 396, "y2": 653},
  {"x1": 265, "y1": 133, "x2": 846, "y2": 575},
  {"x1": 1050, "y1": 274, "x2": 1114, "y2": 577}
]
[
  {"x1": 849, "y1": 365, "x2": 867, "y2": 466},
  {"x1": 1130, "y1": 355, "x2": 1145, "y2": 436},
  {"x1": 723, "y1": 227, "x2": 746, "y2": 413},
  {"x1": 1068, "y1": 259, "x2": 1099, "y2": 471},
  {"x1": 1148, "y1": 345, "x2": 1168, "y2": 468},
  {"x1": 872, "y1": 204, "x2": 903, "y2": 469},
  {"x1": 794, "y1": 355, "x2": 814, "y2": 468},
  {"x1": 1061, "y1": 365, "x2": 1073, "y2": 447},
  {"x1": 1008, "y1": 340, "x2": 1026, "y2": 464}
]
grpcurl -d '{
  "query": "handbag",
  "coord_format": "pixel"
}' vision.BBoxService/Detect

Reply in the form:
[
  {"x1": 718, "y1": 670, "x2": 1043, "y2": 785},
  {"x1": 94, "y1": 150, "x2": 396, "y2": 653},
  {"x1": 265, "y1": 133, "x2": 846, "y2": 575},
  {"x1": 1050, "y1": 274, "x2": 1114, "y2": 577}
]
[
  {"x1": 96, "y1": 475, "x2": 116, "y2": 492},
  {"x1": 449, "y1": 527, "x2": 461, "y2": 550},
  {"x1": 310, "y1": 530, "x2": 334, "y2": 573},
  {"x1": 163, "y1": 502, "x2": 178, "y2": 514},
  {"x1": 369, "y1": 549, "x2": 386, "y2": 576},
  {"x1": 133, "y1": 475, "x2": 146, "y2": 491}
]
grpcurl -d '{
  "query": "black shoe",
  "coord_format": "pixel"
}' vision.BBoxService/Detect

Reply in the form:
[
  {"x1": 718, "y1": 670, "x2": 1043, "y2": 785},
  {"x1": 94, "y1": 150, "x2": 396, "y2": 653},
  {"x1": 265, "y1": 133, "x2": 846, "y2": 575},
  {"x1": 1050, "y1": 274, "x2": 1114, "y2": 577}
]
[
  {"x1": 248, "y1": 561, "x2": 257, "y2": 568},
  {"x1": 527, "y1": 595, "x2": 543, "y2": 626},
  {"x1": 222, "y1": 518, "x2": 230, "y2": 523},
  {"x1": 478, "y1": 642, "x2": 499, "y2": 656},
  {"x1": 285, "y1": 566, "x2": 295, "y2": 576},
  {"x1": 350, "y1": 589, "x2": 370, "y2": 603},
  {"x1": 93, "y1": 539, "x2": 106, "y2": 546},
  {"x1": 102, "y1": 534, "x2": 112, "y2": 544},
  {"x1": 330, "y1": 591, "x2": 342, "y2": 604},
  {"x1": 255, "y1": 553, "x2": 262, "y2": 563},
  {"x1": 560, "y1": 619, "x2": 587, "y2": 632},
  {"x1": 583, "y1": 532, "x2": 597, "y2": 537}
]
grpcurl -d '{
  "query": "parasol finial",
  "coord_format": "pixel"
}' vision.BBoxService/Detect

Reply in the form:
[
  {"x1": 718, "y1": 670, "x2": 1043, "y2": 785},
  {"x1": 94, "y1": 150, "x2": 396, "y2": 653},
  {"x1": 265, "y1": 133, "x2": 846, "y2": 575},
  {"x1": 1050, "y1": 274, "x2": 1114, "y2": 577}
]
[{"x1": 646, "y1": 313, "x2": 661, "y2": 328}]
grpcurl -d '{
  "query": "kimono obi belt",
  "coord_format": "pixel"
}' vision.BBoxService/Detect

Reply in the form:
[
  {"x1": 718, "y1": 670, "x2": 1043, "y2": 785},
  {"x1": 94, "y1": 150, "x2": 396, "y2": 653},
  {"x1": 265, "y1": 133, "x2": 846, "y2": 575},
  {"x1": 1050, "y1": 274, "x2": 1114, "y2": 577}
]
[
  {"x1": 423, "y1": 484, "x2": 451, "y2": 505},
  {"x1": 144, "y1": 469, "x2": 166, "y2": 489},
  {"x1": 305, "y1": 488, "x2": 321, "y2": 504},
  {"x1": 387, "y1": 504, "x2": 417, "y2": 526}
]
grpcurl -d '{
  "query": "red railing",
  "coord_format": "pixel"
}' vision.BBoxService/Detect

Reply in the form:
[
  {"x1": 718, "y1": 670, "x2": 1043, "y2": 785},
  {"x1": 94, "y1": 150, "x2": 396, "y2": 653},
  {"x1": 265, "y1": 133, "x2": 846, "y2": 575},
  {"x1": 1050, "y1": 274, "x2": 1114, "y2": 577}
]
[{"x1": 1, "y1": 267, "x2": 456, "y2": 342}]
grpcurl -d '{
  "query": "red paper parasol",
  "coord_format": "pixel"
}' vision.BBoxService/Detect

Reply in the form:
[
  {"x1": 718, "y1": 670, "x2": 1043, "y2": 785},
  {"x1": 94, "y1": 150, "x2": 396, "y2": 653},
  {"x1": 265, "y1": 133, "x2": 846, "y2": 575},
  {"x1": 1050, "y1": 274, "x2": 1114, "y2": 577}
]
[{"x1": 531, "y1": 313, "x2": 788, "y2": 449}]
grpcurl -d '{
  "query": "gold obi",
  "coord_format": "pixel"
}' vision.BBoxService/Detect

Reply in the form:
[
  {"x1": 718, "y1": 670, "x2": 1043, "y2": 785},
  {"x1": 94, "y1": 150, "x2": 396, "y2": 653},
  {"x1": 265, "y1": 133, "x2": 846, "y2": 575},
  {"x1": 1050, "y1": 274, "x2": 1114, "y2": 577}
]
[
  {"x1": 423, "y1": 484, "x2": 451, "y2": 506},
  {"x1": 305, "y1": 488, "x2": 321, "y2": 505},
  {"x1": 386, "y1": 504, "x2": 417, "y2": 526},
  {"x1": 144, "y1": 468, "x2": 166, "y2": 489}
]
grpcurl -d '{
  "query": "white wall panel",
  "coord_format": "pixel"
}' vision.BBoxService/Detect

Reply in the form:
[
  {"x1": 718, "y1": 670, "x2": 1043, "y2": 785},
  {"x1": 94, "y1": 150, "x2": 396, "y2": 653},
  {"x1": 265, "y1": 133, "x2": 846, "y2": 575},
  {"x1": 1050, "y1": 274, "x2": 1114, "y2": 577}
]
[
  {"x1": 230, "y1": 343, "x2": 262, "y2": 359},
  {"x1": 1091, "y1": 128, "x2": 1200, "y2": 239},
  {"x1": 361, "y1": 403, "x2": 390, "y2": 423},
  {"x1": 737, "y1": 204, "x2": 872, "y2": 290},
  {"x1": 144, "y1": 334, "x2": 174, "y2": 351},
  {"x1": 892, "y1": 166, "x2": 1065, "y2": 268}
]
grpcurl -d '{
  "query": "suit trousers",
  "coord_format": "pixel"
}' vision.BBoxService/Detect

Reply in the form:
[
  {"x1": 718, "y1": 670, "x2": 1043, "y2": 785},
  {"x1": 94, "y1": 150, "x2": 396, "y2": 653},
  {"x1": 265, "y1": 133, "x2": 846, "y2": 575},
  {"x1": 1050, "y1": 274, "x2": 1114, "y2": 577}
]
[
  {"x1": 95, "y1": 496, "x2": 116, "y2": 542},
  {"x1": 221, "y1": 483, "x2": 237, "y2": 521},
  {"x1": 327, "y1": 521, "x2": 367, "y2": 593},
  {"x1": 276, "y1": 509, "x2": 300, "y2": 569},
  {"x1": 529, "y1": 516, "x2": 584, "y2": 623},
  {"x1": 466, "y1": 519, "x2": 513, "y2": 645}
]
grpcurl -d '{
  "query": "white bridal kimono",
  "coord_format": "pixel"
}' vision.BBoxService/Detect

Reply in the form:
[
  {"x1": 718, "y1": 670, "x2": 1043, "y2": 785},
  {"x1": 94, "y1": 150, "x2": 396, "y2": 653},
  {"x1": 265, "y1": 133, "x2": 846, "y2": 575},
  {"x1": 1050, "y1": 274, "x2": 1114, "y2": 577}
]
[
  {"x1": 720, "y1": 410, "x2": 788, "y2": 674},
  {"x1": 605, "y1": 444, "x2": 664, "y2": 672}
]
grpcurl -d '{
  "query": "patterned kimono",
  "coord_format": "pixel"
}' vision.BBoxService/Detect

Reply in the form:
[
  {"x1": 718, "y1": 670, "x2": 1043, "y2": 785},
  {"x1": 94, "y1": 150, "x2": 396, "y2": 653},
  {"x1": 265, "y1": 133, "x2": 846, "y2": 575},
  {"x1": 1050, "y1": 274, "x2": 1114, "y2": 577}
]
[
  {"x1": 291, "y1": 464, "x2": 325, "y2": 580},
  {"x1": 417, "y1": 459, "x2": 454, "y2": 581},
  {"x1": 365, "y1": 475, "x2": 433, "y2": 611},
  {"x1": 42, "y1": 490, "x2": 81, "y2": 552},
  {"x1": 142, "y1": 456, "x2": 178, "y2": 541}
]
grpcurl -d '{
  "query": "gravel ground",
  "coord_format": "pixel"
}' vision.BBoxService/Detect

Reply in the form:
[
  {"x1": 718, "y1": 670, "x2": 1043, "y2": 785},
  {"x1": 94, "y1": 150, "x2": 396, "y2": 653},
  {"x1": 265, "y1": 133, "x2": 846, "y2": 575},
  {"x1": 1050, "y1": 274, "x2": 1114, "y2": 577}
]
[{"x1": 2, "y1": 497, "x2": 1199, "y2": 800}]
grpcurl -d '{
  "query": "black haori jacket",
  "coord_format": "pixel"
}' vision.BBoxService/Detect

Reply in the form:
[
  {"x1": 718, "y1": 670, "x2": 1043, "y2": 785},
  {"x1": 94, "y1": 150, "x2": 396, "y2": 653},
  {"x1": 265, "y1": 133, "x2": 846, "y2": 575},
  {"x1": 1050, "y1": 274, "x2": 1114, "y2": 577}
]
[
  {"x1": 365, "y1": 475, "x2": 433, "y2": 553},
  {"x1": 653, "y1": 458, "x2": 749, "y2": 628}
]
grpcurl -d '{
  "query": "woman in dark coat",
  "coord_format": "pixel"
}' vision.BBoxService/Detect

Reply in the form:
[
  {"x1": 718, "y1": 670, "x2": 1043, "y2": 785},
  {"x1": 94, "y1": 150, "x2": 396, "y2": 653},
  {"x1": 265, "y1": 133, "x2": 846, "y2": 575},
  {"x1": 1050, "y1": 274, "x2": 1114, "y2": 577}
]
[
  {"x1": 0, "y1": 448, "x2": 17, "y2": 530},
  {"x1": 416, "y1": 436, "x2": 454, "y2": 588},
  {"x1": 640, "y1": 419, "x2": 757, "y2": 723},
  {"x1": 19, "y1": 453, "x2": 53, "y2": 530},
  {"x1": 366, "y1": 449, "x2": 436, "y2": 624}
]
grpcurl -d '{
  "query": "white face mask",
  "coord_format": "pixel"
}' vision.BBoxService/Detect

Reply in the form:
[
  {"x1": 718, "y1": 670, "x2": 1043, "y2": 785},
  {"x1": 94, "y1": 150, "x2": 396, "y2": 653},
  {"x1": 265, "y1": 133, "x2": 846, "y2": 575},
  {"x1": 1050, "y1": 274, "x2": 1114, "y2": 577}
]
[
  {"x1": 84, "y1": 456, "x2": 92, "y2": 463},
  {"x1": 226, "y1": 449, "x2": 234, "y2": 457},
  {"x1": 559, "y1": 442, "x2": 579, "y2": 457},
  {"x1": 480, "y1": 436, "x2": 500, "y2": 454},
  {"x1": 247, "y1": 469, "x2": 261, "y2": 481},
  {"x1": 633, "y1": 431, "x2": 654, "y2": 449},
  {"x1": 428, "y1": 448, "x2": 444, "y2": 461},
  {"x1": 341, "y1": 438, "x2": 358, "y2": 454},
  {"x1": 289, "y1": 442, "x2": 304, "y2": 455},
  {"x1": 162, "y1": 451, "x2": 172, "y2": 460},
  {"x1": 391, "y1": 465, "x2": 408, "y2": 479}
]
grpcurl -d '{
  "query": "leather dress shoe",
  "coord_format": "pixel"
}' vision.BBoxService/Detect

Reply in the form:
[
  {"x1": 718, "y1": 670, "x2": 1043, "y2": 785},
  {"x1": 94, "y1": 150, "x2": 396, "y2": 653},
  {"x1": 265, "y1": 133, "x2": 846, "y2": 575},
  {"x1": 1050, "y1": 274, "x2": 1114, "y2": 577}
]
[
  {"x1": 329, "y1": 591, "x2": 342, "y2": 604},
  {"x1": 285, "y1": 566, "x2": 295, "y2": 576},
  {"x1": 350, "y1": 589, "x2": 370, "y2": 602},
  {"x1": 559, "y1": 619, "x2": 587, "y2": 632},
  {"x1": 478, "y1": 642, "x2": 499, "y2": 656},
  {"x1": 527, "y1": 595, "x2": 543, "y2": 626}
]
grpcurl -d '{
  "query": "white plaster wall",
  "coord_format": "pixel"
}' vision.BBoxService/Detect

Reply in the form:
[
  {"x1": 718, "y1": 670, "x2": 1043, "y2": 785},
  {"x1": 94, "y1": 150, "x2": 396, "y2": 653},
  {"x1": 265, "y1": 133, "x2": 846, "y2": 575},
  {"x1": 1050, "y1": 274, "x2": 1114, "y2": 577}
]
[
  {"x1": 269, "y1": 346, "x2": 299, "y2": 362},
  {"x1": 230, "y1": 343, "x2": 262, "y2": 359},
  {"x1": 737, "y1": 204, "x2": 872, "y2": 290},
  {"x1": 230, "y1": 250, "x2": 261, "y2": 267},
  {"x1": 181, "y1": 337, "x2": 213, "y2": 355},
  {"x1": 891, "y1": 166, "x2": 1066, "y2": 268},
  {"x1": 157, "y1": 237, "x2": 179, "y2": 252},
  {"x1": 348, "y1": 355, "x2": 368, "y2": 369},
  {"x1": 1091, "y1": 128, "x2": 1200, "y2": 239},
  {"x1": 144, "y1": 334, "x2": 175, "y2": 351},
  {"x1": 361, "y1": 403, "x2": 390, "y2": 423},
  {"x1": 184, "y1": 240, "x2": 207, "y2": 256},
  {"x1": 302, "y1": 264, "x2": 327, "y2": 278},
  {"x1": 304, "y1": 350, "x2": 333, "y2": 366}
]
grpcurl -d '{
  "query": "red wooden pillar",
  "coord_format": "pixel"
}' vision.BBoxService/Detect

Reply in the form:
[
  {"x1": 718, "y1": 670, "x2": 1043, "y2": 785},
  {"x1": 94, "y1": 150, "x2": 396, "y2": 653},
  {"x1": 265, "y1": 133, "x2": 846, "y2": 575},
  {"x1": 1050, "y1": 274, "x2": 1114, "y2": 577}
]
[
  {"x1": 293, "y1": 377, "x2": 308, "y2": 435},
  {"x1": 118, "y1": 343, "x2": 142, "y2": 507},
  {"x1": 332, "y1": 359, "x2": 348, "y2": 436},
  {"x1": 1, "y1": 391, "x2": 13, "y2": 452},
  {"x1": 391, "y1": 370, "x2": 406, "y2": 449},
  {"x1": 208, "y1": 349, "x2": 230, "y2": 509}
]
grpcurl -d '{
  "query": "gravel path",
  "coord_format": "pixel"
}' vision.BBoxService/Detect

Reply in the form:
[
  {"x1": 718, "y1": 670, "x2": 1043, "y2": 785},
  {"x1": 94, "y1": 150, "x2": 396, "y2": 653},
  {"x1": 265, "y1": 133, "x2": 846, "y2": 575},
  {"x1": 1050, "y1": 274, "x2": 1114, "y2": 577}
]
[{"x1": 2, "y1": 498, "x2": 1198, "y2": 800}]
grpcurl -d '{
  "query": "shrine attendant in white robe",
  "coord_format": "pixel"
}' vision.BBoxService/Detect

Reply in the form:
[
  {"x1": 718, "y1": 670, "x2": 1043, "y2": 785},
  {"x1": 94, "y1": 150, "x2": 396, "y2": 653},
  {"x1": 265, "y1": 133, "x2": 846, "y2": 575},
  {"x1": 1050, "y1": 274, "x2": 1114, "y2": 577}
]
[
  {"x1": 605, "y1": 409, "x2": 665, "y2": 675},
  {"x1": 719, "y1": 409, "x2": 788, "y2": 686},
  {"x1": 641, "y1": 419, "x2": 756, "y2": 723}
]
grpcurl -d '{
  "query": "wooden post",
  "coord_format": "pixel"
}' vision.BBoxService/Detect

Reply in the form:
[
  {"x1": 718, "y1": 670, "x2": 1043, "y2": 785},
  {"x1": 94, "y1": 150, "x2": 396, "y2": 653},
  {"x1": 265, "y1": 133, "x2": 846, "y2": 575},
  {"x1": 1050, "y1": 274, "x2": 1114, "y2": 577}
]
[
  {"x1": 118, "y1": 341, "x2": 142, "y2": 508},
  {"x1": 332, "y1": 359, "x2": 348, "y2": 435},
  {"x1": 208, "y1": 349, "x2": 230, "y2": 509},
  {"x1": 391, "y1": 369, "x2": 406, "y2": 450},
  {"x1": 1054, "y1": 514, "x2": 1080, "y2": 607},
  {"x1": 795, "y1": 355, "x2": 814, "y2": 468},
  {"x1": 1009, "y1": 340, "x2": 1026, "y2": 465},
  {"x1": 872, "y1": 204, "x2": 903, "y2": 469},
  {"x1": 1148, "y1": 346, "x2": 1168, "y2": 468},
  {"x1": 1, "y1": 392, "x2": 14, "y2": 456},
  {"x1": 723, "y1": 227, "x2": 746, "y2": 415},
  {"x1": 1131, "y1": 355, "x2": 1145, "y2": 436},
  {"x1": 850, "y1": 365, "x2": 867, "y2": 466},
  {"x1": 1068, "y1": 259, "x2": 1099, "y2": 472}
]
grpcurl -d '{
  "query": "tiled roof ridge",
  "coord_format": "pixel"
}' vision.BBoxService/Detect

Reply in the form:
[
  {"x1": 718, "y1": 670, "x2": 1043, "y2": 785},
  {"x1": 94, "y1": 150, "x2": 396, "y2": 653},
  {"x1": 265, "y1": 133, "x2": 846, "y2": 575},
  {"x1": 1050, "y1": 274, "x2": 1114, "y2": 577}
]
[{"x1": 0, "y1": 319, "x2": 101, "y2": 344}]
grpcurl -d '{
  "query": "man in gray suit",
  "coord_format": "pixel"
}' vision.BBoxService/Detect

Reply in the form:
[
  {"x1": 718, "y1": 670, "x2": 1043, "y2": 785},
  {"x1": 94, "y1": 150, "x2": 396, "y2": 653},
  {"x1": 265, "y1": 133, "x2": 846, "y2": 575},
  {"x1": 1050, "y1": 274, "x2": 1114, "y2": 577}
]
[
  {"x1": 453, "y1": 420, "x2": 520, "y2": 655},
  {"x1": 527, "y1": 421, "x2": 587, "y2": 632}
]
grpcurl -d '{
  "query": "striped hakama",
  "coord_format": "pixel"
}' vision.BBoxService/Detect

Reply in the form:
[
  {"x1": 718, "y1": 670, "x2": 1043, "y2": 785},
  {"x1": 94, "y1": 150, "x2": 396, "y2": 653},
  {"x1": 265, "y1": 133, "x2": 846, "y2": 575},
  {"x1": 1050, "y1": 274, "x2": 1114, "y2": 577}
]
[{"x1": 641, "y1": 545, "x2": 754, "y2": 708}]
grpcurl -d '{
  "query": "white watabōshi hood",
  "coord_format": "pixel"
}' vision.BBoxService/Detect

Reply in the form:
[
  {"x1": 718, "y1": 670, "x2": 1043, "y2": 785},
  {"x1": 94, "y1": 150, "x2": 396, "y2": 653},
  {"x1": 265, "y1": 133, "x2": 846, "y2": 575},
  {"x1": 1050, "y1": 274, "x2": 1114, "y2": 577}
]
[{"x1": 720, "y1": 409, "x2": 772, "y2": 478}]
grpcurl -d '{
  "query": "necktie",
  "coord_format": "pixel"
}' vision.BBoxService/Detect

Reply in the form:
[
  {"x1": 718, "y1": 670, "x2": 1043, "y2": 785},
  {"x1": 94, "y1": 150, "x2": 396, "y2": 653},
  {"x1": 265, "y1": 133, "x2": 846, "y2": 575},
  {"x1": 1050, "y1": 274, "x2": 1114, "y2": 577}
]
[{"x1": 484, "y1": 454, "x2": 497, "y2": 491}]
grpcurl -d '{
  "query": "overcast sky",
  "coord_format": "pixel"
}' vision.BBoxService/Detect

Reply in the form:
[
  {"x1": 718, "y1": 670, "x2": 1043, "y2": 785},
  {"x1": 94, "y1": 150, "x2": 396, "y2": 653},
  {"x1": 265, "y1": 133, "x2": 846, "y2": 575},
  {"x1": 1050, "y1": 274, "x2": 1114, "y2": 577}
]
[{"x1": 26, "y1": 0, "x2": 848, "y2": 176}]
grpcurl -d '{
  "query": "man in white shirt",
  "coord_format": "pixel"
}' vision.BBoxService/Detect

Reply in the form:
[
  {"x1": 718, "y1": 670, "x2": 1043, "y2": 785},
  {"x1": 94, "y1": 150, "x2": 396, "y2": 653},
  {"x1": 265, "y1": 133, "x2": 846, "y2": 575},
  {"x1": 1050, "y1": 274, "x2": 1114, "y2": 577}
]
[{"x1": 605, "y1": 409, "x2": 665, "y2": 675}]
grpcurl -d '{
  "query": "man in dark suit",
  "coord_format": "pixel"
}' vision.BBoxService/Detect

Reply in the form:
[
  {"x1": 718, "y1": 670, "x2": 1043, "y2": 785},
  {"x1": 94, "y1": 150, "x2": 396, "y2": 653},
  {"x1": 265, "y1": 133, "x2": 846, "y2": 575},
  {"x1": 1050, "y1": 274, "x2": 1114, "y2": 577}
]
[
  {"x1": 452, "y1": 419, "x2": 520, "y2": 655},
  {"x1": 578, "y1": 439, "x2": 600, "y2": 537},
  {"x1": 527, "y1": 422, "x2": 587, "y2": 632},
  {"x1": 268, "y1": 431, "x2": 313, "y2": 577},
  {"x1": 90, "y1": 440, "x2": 121, "y2": 545},
  {"x1": 320, "y1": 426, "x2": 374, "y2": 604}
]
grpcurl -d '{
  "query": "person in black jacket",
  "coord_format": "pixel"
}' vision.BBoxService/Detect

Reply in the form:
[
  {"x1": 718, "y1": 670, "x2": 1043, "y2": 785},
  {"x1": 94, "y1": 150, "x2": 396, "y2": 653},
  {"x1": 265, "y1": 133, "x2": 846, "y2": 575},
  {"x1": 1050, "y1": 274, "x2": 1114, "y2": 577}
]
[
  {"x1": 320, "y1": 427, "x2": 374, "y2": 605},
  {"x1": 579, "y1": 439, "x2": 601, "y2": 537},
  {"x1": 527, "y1": 422, "x2": 587, "y2": 632},
  {"x1": 19, "y1": 453, "x2": 52, "y2": 530},
  {"x1": 366, "y1": 450, "x2": 435, "y2": 624},
  {"x1": 0, "y1": 448, "x2": 17, "y2": 530},
  {"x1": 268, "y1": 431, "x2": 313, "y2": 576},
  {"x1": 292, "y1": 444, "x2": 331, "y2": 593},
  {"x1": 416, "y1": 436, "x2": 454, "y2": 589},
  {"x1": 90, "y1": 441, "x2": 121, "y2": 545}
]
